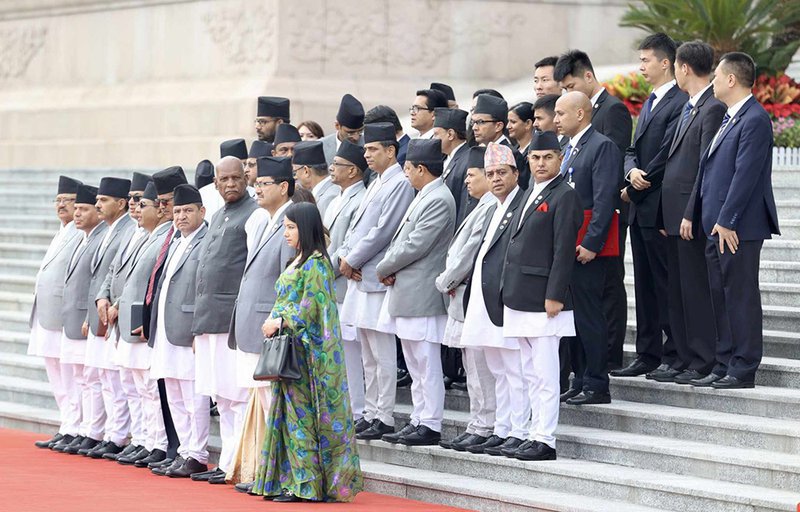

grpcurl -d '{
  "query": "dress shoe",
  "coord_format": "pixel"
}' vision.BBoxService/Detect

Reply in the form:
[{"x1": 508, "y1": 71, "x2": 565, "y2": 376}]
[
  {"x1": 354, "y1": 418, "x2": 371, "y2": 434},
  {"x1": 499, "y1": 437, "x2": 529, "y2": 457},
  {"x1": 515, "y1": 440, "x2": 557, "y2": 461},
  {"x1": 559, "y1": 388, "x2": 581, "y2": 403},
  {"x1": 689, "y1": 373, "x2": 724, "y2": 387},
  {"x1": 190, "y1": 467, "x2": 224, "y2": 481},
  {"x1": 148, "y1": 456, "x2": 175, "y2": 470},
  {"x1": 451, "y1": 381, "x2": 468, "y2": 392},
  {"x1": 152, "y1": 456, "x2": 184, "y2": 476},
  {"x1": 452, "y1": 434, "x2": 488, "y2": 452},
  {"x1": 566, "y1": 391, "x2": 612, "y2": 405},
  {"x1": 136, "y1": 449, "x2": 167, "y2": 468},
  {"x1": 396, "y1": 368, "x2": 412, "y2": 388},
  {"x1": 35, "y1": 433, "x2": 63, "y2": 449},
  {"x1": 650, "y1": 366, "x2": 682, "y2": 383},
  {"x1": 674, "y1": 369, "x2": 705, "y2": 385},
  {"x1": 443, "y1": 376, "x2": 455, "y2": 390},
  {"x1": 380, "y1": 422, "x2": 415, "y2": 443},
  {"x1": 69, "y1": 437, "x2": 100, "y2": 455},
  {"x1": 645, "y1": 363, "x2": 671, "y2": 379},
  {"x1": 50, "y1": 434, "x2": 75, "y2": 451},
  {"x1": 357, "y1": 420, "x2": 395, "y2": 441},
  {"x1": 88, "y1": 441, "x2": 124, "y2": 459},
  {"x1": 210, "y1": 399, "x2": 219, "y2": 417},
  {"x1": 56, "y1": 435, "x2": 83, "y2": 453},
  {"x1": 118, "y1": 447, "x2": 150, "y2": 465},
  {"x1": 273, "y1": 490, "x2": 305, "y2": 502},
  {"x1": 208, "y1": 473, "x2": 228, "y2": 484},
  {"x1": 486, "y1": 436, "x2": 524, "y2": 457},
  {"x1": 400, "y1": 426, "x2": 441, "y2": 446},
  {"x1": 105, "y1": 443, "x2": 139, "y2": 461},
  {"x1": 610, "y1": 359, "x2": 657, "y2": 377},
  {"x1": 235, "y1": 482, "x2": 256, "y2": 495},
  {"x1": 711, "y1": 375, "x2": 755, "y2": 389},
  {"x1": 167, "y1": 457, "x2": 208, "y2": 478},
  {"x1": 466, "y1": 434, "x2": 505, "y2": 454},
  {"x1": 439, "y1": 432, "x2": 470, "y2": 450}
]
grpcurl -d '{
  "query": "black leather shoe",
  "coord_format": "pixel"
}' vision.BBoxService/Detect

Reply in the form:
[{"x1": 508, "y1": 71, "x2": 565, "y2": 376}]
[
  {"x1": 645, "y1": 363, "x2": 671, "y2": 380},
  {"x1": 273, "y1": 490, "x2": 305, "y2": 502},
  {"x1": 234, "y1": 482, "x2": 254, "y2": 494},
  {"x1": 357, "y1": 420, "x2": 395, "y2": 441},
  {"x1": 35, "y1": 433, "x2": 63, "y2": 449},
  {"x1": 104, "y1": 443, "x2": 139, "y2": 461},
  {"x1": 70, "y1": 437, "x2": 100, "y2": 455},
  {"x1": 515, "y1": 440, "x2": 557, "y2": 461},
  {"x1": 118, "y1": 447, "x2": 150, "y2": 465},
  {"x1": 649, "y1": 366, "x2": 682, "y2": 383},
  {"x1": 499, "y1": 437, "x2": 529, "y2": 457},
  {"x1": 400, "y1": 426, "x2": 441, "y2": 446},
  {"x1": 190, "y1": 467, "x2": 223, "y2": 481},
  {"x1": 443, "y1": 376, "x2": 455, "y2": 390},
  {"x1": 152, "y1": 456, "x2": 183, "y2": 475},
  {"x1": 452, "y1": 434, "x2": 488, "y2": 452},
  {"x1": 559, "y1": 388, "x2": 581, "y2": 402},
  {"x1": 88, "y1": 441, "x2": 123, "y2": 459},
  {"x1": 451, "y1": 381, "x2": 468, "y2": 392},
  {"x1": 466, "y1": 435, "x2": 505, "y2": 454},
  {"x1": 690, "y1": 373, "x2": 724, "y2": 387},
  {"x1": 354, "y1": 418, "x2": 371, "y2": 434},
  {"x1": 566, "y1": 391, "x2": 612, "y2": 405},
  {"x1": 208, "y1": 473, "x2": 228, "y2": 484},
  {"x1": 486, "y1": 436, "x2": 524, "y2": 456},
  {"x1": 440, "y1": 432, "x2": 470, "y2": 450},
  {"x1": 381, "y1": 422, "x2": 415, "y2": 443},
  {"x1": 674, "y1": 369, "x2": 705, "y2": 385},
  {"x1": 167, "y1": 456, "x2": 208, "y2": 478},
  {"x1": 711, "y1": 375, "x2": 755, "y2": 389},
  {"x1": 137, "y1": 449, "x2": 167, "y2": 468},
  {"x1": 51, "y1": 434, "x2": 77, "y2": 452},
  {"x1": 610, "y1": 359, "x2": 657, "y2": 377},
  {"x1": 396, "y1": 368, "x2": 412, "y2": 388}
]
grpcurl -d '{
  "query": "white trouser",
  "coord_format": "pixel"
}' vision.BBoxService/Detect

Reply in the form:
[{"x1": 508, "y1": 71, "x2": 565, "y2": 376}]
[
  {"x1": 60, "y1": 362, "x2": 84, "y2": 436},
  {"x1": 483, "y1": 347, "x2": 530, "y2": 440},
  {"x1": 43, "y1": 356, "x2": 69, "y2": 434},
  {"x1": 257, "y1": 386, "x2": 272, "y2": 424},
  {"x1": 215, "y1": 396, "x2": 248, "y2": 473},
  {"x1": 119, "y1": 368, "x2": 144, "y2": 447},
  {"x1": 359, "y1": 328, "x2": 396, "y2": 427},
  {"x1": 98, "y1": 367, "x2": 130, "y2": 446},
  {"x1": 164, "y1": 378, "x2": 210, "y2": 463},
  {"x1": 81, "y1": 365, "x2": 106, "y2": 441},
  {"x1": 463, "y1": 347, "x2": 496, "y2": 437},
  {"x1": 519, "y1": 336, "x2": 560, "y2": 449},
  {"x1": 131, "y1": 368, "x2": 167, "y2": 452},
  {"x1": 400, "y1": 339, "x2": 445, "y2": 432},
  {"x1": 342, "y1": 338, "x2": 365, "y2": 421}
]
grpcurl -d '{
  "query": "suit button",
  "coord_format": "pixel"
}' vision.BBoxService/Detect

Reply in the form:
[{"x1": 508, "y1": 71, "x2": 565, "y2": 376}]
[{"x1": 511, "y1": 240, "x2": 516, "y2": 244}]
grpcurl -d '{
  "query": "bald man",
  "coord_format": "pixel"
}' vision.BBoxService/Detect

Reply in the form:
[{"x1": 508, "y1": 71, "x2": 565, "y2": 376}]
[{"x1": 554, "y1": 92, "x2": 622, "y2": 406}]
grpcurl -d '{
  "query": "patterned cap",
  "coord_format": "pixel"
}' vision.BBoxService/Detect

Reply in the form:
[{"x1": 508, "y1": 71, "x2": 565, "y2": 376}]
[{"x1": 484, "y1": 142, "x2": 516, "y2": 169}]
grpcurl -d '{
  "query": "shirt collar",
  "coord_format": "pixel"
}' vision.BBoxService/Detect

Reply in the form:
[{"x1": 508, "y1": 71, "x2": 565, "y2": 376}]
[
  {"x1": 312, "y1": 176, "x2": 332, "y2": 196},
  {"x1": 498, "y1": 185, "x2": 519, "y2": 206},
  {"x1": 268, "y1": 199, "x2": 293, "y2": 224},
  {"x1": 448, "y1": 141, "x2": 466, "y2": 158},
  {"x1": 726, "y1": 93, "x2": 753, "y2": 119},
  {"x1": 690, "y1": 83, "x2": 713, "y2": 107},
  {"x1": 180, "y1": 224, "x2": 203, "y2": 245},
  {"x1": 380, "y1": 162, "x2": 403, "y2": 182},
  {"x1": 478, "y1": 191, "x2": 497, "y2": 206},
  {"x1": 569, "y1": 123, "x2": 592, "y2": 148},
  {"x1": 418, "y1": 128, "x2": 436, "y2": 140},
  {"x1": 532, "y1": 175, "x2": 557, "y2": 193},
  {"x1": 590, "y1": 88, "x2": 604, "y2": 106},
  {"x1": 652, "y1": 79, "x2": 676, "y2": 100},
  {"x1": 341, "y1": 180, "x2": 365, "y2": 198}
]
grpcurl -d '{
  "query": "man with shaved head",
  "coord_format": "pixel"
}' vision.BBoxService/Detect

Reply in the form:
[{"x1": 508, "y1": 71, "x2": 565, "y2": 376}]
[{"x1": 554, "y1": 91, "x2": 622, "y2": 406}]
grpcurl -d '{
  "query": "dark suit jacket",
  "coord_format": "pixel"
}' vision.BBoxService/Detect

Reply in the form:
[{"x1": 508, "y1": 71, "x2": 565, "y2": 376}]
[
  {"x1": 463, "y1": 189, "x2": 524, "y2": 326},
  {"x1": 562, "y1": 127, "x2": 621, "y2": 253},
  {"x1": 442, "y1": 142, "x2": 472, "y2": 224},
  {"x1": 503, "y1": 175, "x2": 583, "y2": 312},
  {"x1": 659, "y1": 86, "x2": 726, "y2": 235},
  {"x1": 688, "y1": 95, "x2": 780, "y2": 240},
  {"x1": 624, "y1": 84, "x2": 689, "y2": 227},
  {"x1": 591, "y1": 89, "x2": 633, "y2": 154},
  {"x1": 397, "y1": 133, "x2": 410, "y2": 167}
]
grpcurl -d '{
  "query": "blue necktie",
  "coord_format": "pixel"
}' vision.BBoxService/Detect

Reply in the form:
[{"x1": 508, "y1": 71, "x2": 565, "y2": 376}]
[
  {"x1": 560, "y1": 144, "x2": 573, "y2": 175},
  {"x1": 710, "y1": 113, "x2": 731, "y2": 152},
  {"x1": 678, "y1": 101, "x2": 692, "y2": 132},
  {"x1": 640, "y1": 92, "x2": 657, "y2": 124}
]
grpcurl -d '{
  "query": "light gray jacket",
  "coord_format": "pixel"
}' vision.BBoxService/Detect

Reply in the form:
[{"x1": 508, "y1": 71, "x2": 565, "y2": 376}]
[
  {"x1": 97, "y1": 227, "x2": 148, "y2": 306},
  {"x1": 327, "y1": 181, "x2": 366, "y2": 303},
  {"x1": 376, "y1": 178, "x2": 456, "y2": 317},
  {"x1": 338, "y1": 163, "x2": 415, "y2": 293},
  {"x1": 30, "y1": 222, "x2": 82, "y2": 331},
  {"x1": 62, "y1": 222, "x2": 109, "y2": 340},
  {"x1": 312, "y1": 177, "x2": 340, "y2": 220}
]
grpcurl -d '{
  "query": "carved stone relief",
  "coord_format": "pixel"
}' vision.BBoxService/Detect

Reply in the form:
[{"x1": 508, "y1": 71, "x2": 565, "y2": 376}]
[
  {"x1": 0, "y1": 24, "x2": 47, "y2": 79},
  {"x1": 203, "y1": 1, "x2": 275, "y2": 68}
]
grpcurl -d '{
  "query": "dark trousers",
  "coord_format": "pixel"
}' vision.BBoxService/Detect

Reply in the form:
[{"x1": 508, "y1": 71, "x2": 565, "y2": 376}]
[
  {"x1": 630, "y1": 222, "x2": 675, "y2": 367},
  {"x1": 667, "y1": 235, "x2": 717, "y2": 374},
  {"x1": 705, "y1": 239, "x2": 764, "y2": 381},
  {"x1": 158, "y1": 378, "x2": 180, "y2": 458},
  {"x1": 570, "y1": 258, "x2": 609, "y2": 393},
  {"x1": 604, "y1": 214, "x2": 628, "y2": 368}
]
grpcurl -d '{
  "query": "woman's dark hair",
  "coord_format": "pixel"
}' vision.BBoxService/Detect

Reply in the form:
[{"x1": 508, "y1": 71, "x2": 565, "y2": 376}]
[
  {"x1": 510, "y1": 101, "x2": 535, "y2": 122},
  {"x1": 285, "y1": 202, "x2": 329, "y2": 267},
  {"x1": 297, "y1": 120, "x2": 325, "y2": 138}
]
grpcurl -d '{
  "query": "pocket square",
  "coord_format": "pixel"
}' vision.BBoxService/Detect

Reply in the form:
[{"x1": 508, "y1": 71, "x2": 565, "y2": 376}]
[{"x1": 536, "y1": 202, "x2": 549, "y2": 213}]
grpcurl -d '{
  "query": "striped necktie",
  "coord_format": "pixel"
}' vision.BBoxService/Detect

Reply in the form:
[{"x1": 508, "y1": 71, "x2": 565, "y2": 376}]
[{"x1": 145, "y1": 225, "x2": 175, "y2": 306}]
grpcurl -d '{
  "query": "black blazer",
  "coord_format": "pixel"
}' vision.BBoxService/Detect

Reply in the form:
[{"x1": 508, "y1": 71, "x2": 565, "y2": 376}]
[
  {"x1": 659, "y1": 86, "x2": 726, "y2": 235},
  {"x1": 591, "y1": 89, "x2": 633, "y2": 154},
  {"x1": 463, "y1": 189, "x2": 524, "y2": 326},
  {"x1": 503, "y1": 175, "x2": 583, "y2": 312},
  {"x1": 624, "y1": 84, "x2": 689, "y2": 227},
  {"x1": 561, "y1": 127, "x2": 621, "y2": 253},
  {"x1": 442, "y1": 142, "x2": 473, "y2": 226}
]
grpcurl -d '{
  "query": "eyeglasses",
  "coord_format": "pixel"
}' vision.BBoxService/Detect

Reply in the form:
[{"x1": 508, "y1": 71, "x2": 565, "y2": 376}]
[
  {"x1": 139, "y1": 201, "x2": 156, "y2": 209},
  {"x1": 157, "y1": 198, "x2": 173, "y2": 206},
  {"x1": 128, "y1": 194, "x2": 142, "y2": 202},
  {"x1": 409, "y1": 105, "x2": 432, "y2": 114},
  {"x1": 331, "y1": 162, "x2": 354, "y2": 168},
  {"x1": 53, "y1": 198, "x2": 76, "y2": 205},
  {"x1": 255, "y1": 181, "x2": 278, "y2": 188},
  {"x1": 472, "y1": 119, "x2": 499, "y2": 127},
  {"x1": 254, "y1": 118, "x2": 276, "y2": 127}
]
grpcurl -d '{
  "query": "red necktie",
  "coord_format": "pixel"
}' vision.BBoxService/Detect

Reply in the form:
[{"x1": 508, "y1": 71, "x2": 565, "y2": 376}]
[{"x1": 145, "y1": 225, "x2": 174, "y2": 306}]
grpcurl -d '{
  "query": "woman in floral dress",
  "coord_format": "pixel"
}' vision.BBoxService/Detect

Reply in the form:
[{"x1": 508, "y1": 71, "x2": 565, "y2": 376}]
[{"x1": 255, "y1": 202, "x2": 362, "y2": 503}]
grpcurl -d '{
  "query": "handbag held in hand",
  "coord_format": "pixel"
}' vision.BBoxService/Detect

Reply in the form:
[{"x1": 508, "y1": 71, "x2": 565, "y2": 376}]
[{"x1": 253, "y1": 325, "x2": 301, "y2": 381}]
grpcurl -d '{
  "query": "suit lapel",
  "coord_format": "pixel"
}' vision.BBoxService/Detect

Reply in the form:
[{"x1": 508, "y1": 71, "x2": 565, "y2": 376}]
[
  {"x1": 487, "y1": 190, "x2": 523, "y2": 250},
  {"x1": 670, "y1": 87, "x2": 713, "y2": 156},
  {"x1": 562, "y1": 127, "x2": 594, "y2": 176},
  {"x1": 392, "y1": 179, "x2": 442, "y2": 242},
  {"x1": 42, "y1": 228, "x2": 76, "y2": 270},
  {"x1": 246, "y1": 219, "x2": 270, "y2": 267},
  {"x1": 514, "y1": 176, "x2": 563, "y2": 236},
  {"x1": 635, "y1": 85, "x2": 678, "y2": 143},
  {"x1": 708, "y1": 96, "x2": 756, "y2": 158},
  {"x1": 172, "y1": 226, "x2": 207, "y2": 275}
]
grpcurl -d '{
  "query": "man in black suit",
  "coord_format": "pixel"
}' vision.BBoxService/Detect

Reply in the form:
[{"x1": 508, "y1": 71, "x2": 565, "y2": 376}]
[
  {"x1": 686, "y1": 52, "x2": 780, "y2": 388},
  {"x1": 555, "y1": 92, "x2": 622, "y2": 406},
  {"x1": 613, "y1": 33, "x2": 689, "y2": 379},
  {"x1": 649, "y1": 41, "x2": 727, "y2": 383},
  {"x1": 502, "y1": 131, "x2": 583, "y2": 461},
  {"x1": 554, "y1": 49, "x2": 633, "y2": 370},
  {"x1": 434, "y1": 108, "x2": 473, "y2": 225},
  {"x1": 471, "y1": 94, "x2": 531, "y2": 189}
]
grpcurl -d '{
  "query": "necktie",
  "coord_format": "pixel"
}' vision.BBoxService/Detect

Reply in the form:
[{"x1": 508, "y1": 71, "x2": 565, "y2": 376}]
[
  {"x1": 145, "y1": 225, "x2": 175, "y2": 306},
  {"x1": 639, "y1": 92, "x2": 657, "y2": 124},
  {"x1": 710, "y1": 113, "x2": 732, "y2": 153},
  {"x1": 560, "y1": 144, "x2": 573, "y2": 175},
  {"x1": 678, "y1": 101, "x2": 692, "y2": 133}
]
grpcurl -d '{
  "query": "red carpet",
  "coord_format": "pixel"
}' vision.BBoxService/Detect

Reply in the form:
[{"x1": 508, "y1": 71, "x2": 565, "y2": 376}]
[{"x1": 1, "y1": 429, "x2": 470, "y2": 512}]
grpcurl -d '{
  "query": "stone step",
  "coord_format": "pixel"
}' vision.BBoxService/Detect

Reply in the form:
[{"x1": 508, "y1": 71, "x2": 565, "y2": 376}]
[
  {"x1": 0, "y1": 375, "x2": 56, "y2": 410},
  {"x1": 777, "y1": 219, "x2": 800, "y2": 239},
  {"x1": 0, "y1": 215, "x2": 58, "y2": 230},
  {"x1": 0, "y1": 279, "x2": 35, "y2": 297},
  {"x1": 0, "y1": 310, "x2": 32, "y2": 333},
  {"x1": 624, "y1": 259, "x2": 800, "y2": 285},
  {"x1": 769, "y1": 168, "x2": 800, "y2": 187},
  {"x1": 0, "y1": 258, "x2": 42, "y2": 277},
  {"x1": 0, "y1": 228, "x2": 57, "y2": 246},
  {"x1": 358, "y1": 440, "x2": 800, "y2": 512},
  {"x1": 361, "y1": 460, "x2": 666, "y2": 512},
  {"x1": 0, "y1": 352, "x2": 46, "y2": 381},
  {"x1": 0, "y1": 329, "x2": 31, "y2": 354},
  {"x1": 623, "y1": 279, "x2": 800, "y2": 308},
  {"x1": 0, "y1": 243, "x2": 49, "y2": 260}
]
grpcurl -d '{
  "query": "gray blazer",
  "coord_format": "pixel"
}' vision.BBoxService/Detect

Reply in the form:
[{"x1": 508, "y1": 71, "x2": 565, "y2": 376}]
[
  {"x1": 376, "y1": 179, "x2": 456, "y2": 317},
  {"x1": 30, "y1": 222, "x2": 82, "y2": 331},
  {"x1": 313, "y1": 178, "x2": 340, "y2": 219},
  {"x1": 87, "y1": 215, "x2": 136, "y2": 336},
  {"x1": 229, "y1": 209, "x2": 296, "y2": 353},
  {"x1": 321, "y1": 132, "x2": 365, "y2": 166},
  {"x1": 97, "y1": 227, "x2": 149, "y2": 306},
  {"x1": 435, "y1": 193, "x2": 496, "y2": 322},
  {"x1": 338, "y1": 163, "x2": 415, "y2": 293},
  {"x1": 149, "y1": 225, "x2": 208, "y2": 347},
  {"x1": 117, "y1": 222, "x2": 172, "y2": 343},
  {"x1": 62, "y1": 223, "x2": 109, "y2": 339},
  {"x1": 328, "y1": 182, "x2": 366, "y2": 303}
]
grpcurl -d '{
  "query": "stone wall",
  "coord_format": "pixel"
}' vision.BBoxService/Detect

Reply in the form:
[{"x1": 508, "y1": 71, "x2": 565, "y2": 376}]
[{"x1": 0, "y1": 0, "x2": 638, "y2": 170}]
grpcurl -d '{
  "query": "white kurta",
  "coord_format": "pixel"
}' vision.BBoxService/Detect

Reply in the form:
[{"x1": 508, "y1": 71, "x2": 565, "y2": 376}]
[
  {"x1": 83, "y1": 332, "x2": 117, "y2": 369},
  {"x1": 340, "y1": 281, "x2": 384, "y2": 331},
  {"x1": 28, "y1": 312, "x2": 63, "y2": 358},
  {"x1": 115, "y1": 335, "x2": 152, "y2": 370},
  {"x1": 59, "y1": 331, "x2": 86, "y2": 364},
  {"x1": 503, "y1": 308, "x2": 576, "y2": 338},
  {"x1": 376, "y1": 287, "x2": 446, "y2": 343}
]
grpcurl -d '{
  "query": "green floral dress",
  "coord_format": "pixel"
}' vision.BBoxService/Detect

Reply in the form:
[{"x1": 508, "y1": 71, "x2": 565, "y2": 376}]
[{"x1": 253, "y1": 252, "x2": 363, "y2": 502}]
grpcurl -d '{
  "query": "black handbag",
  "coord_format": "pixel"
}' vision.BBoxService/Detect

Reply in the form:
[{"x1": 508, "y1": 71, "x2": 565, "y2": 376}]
[{"x1": 252, "y1": 326, "x2": 301, "y2": 381}]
